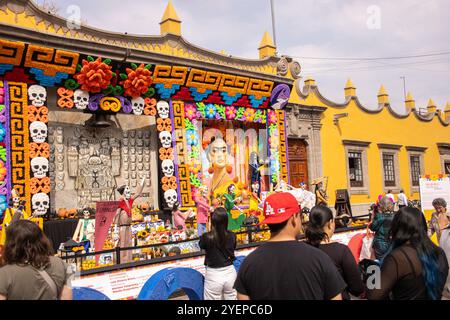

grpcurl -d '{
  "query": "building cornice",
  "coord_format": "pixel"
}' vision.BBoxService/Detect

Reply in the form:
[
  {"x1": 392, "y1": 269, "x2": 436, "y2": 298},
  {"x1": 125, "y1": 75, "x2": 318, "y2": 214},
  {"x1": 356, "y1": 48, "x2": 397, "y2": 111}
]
[
  {"x1": 405, "y1": 146, "x2": 428, "y2": 152},
  {"x1": 342, "y1": 140, "x2": 371, "y2": 147},
  {"x1": 0, "y1": 24, "x2": 292, "y2": 85},
  {"x1": 294, "y1": 79, "x2": 449, "y2": 127},
  {"x1": 377, "y1": 143, "x2": 402, "y2": 150},
  {"x1": 0, "y1": 0, "x2": 287, "y2": 80}
]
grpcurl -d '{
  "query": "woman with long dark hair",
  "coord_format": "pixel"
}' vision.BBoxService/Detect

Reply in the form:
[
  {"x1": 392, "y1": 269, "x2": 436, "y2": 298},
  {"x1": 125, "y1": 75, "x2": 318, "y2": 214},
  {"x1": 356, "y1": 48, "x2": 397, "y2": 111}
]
[
  {"x1": 199, "y1": 207, "x2": 237, "y2": 300},
  {"x1": 0, "y1": 220, "x2": 73, "y2": 300},
  {"x1": 305, "y1": 206, "x2": 364, "y2": 299},
  {"x1": 367, "y1": 206, "x2": 448, "y2": 300}
]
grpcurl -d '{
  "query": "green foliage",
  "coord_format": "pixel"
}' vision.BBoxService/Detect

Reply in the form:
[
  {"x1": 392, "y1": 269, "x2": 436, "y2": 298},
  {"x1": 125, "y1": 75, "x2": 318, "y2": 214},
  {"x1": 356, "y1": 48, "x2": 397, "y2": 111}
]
[
  {"x1": 64, "y1": 79, "x2": 79, "y2": 90},
  {"x1": 216, "y1": 104, "x2": 225, "y2": 119},
  {"x1": 144, "y1": 88, "x2": 155, "y2": 97}
]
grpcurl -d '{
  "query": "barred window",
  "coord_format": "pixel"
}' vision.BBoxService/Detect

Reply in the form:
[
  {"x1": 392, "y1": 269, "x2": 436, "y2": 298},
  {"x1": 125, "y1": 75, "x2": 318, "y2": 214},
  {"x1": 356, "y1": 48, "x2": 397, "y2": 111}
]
[
  {"x1": 348, "y1": 152, "x2": 363, "y2": 187},
  {"x1": 410, "y1": 156, "x2": 421, "y2": 186},
  {"x1": 383, "y1": 154, "x2": 396, "y2": 187}
]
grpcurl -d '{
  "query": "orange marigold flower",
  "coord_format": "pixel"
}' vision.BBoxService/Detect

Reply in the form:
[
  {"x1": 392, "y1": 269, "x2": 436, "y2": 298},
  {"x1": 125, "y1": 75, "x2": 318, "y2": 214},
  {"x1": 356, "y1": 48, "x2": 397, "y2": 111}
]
[
  {"x1": 74, "y1": 57, "x2": 113, "y2": 93},
  {"x1": 121, "y1": 64, "x2": 153, "y2": 98}
]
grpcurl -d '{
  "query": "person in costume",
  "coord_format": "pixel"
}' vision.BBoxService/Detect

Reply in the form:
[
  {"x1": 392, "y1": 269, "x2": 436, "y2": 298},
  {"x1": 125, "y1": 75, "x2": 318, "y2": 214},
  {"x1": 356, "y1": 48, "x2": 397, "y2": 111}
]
[
  {"x1": 223, "y1": 184, "x2": 245, "y2": 231},
  {"x1": 114, "y1": 176, "x2": 145, "y2": 263},
  {"x1": 0, "y1": 189, "x2": 26, "y2": 245}
]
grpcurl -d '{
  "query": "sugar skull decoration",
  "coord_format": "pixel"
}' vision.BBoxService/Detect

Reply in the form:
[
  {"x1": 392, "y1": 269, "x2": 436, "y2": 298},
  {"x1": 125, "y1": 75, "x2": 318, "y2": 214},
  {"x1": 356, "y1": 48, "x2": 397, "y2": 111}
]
[
  {"x1": 28, "y1": 85, "x2": 47, "y2": 107},
  {"x1": 131, "y1": 97, "x2": 145, "y2": 115},
  {"x1": 161, "y1": 159, "x2": 174, "y2": 177},
  {"x1": 30, "y1": 121, "x2": 47, "y2": 143},
  {"x1": 32, "y1": 192, "x2": 49, "y2": 216},
  {"x1": 159, "y1": 131, "x2": 172, "y2": 148},
  {"x1": 73, "y1": 89, "x2": 89, "y2": 110},
  {"x1": 31, "y1": 157, "x2": 49, "y2": 179},
  {"x1": 156, "y1": 101, "x2": 170, "y2": 119},
  {"x1": 164, "y1": 189, "x2": 178, "y2": 209}
]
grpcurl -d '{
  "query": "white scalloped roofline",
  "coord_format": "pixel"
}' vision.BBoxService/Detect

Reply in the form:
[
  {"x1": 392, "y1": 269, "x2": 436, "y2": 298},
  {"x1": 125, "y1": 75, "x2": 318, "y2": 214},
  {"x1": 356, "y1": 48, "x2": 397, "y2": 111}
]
[{"x1": 294, "y1": 79, "x2": 449, "y2": 127}]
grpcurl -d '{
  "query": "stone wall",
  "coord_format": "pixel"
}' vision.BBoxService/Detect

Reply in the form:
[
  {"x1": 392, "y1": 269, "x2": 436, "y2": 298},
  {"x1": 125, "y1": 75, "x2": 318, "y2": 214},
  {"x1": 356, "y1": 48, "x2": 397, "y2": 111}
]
[{"x1": 47, "y1": 89, "x2": 160, "y2": 212}]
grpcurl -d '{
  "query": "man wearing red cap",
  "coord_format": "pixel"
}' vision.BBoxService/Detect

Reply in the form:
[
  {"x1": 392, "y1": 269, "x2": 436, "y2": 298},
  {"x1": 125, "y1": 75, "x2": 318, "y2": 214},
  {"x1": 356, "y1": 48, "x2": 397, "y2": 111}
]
[{"x1": 234, "y1": 192, "x2": 346, "y2": 300}]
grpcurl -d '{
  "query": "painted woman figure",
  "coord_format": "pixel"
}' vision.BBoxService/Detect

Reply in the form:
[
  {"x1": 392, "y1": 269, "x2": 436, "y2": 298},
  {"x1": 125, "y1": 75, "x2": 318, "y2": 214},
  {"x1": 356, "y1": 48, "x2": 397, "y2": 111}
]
[
  {"x1": 315, "y1": 181, "x2": 328, "y2": 206},
  {"x1": 0, "y1": 189, "x2": 26, "y2": 245},
  {"x1": 206, "y1": 137, "x2": 233, "y2": 200},
  {"x1": 223, "y1": 184, "x2": 245, "y2": 231},
  {"x1": 114, "y1": 176, "x2": 145, "y2": 263}
]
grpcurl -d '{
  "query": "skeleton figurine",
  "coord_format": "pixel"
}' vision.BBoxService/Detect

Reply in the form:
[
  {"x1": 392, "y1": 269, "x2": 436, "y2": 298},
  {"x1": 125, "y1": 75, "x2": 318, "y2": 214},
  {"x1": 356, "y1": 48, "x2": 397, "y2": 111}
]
[
  {"x1": 113, "y1": 175, "x2": 145, "y2": 263},
  {"x1": 28, "y1": 85, "x2": 47, "y2": 107},
  {"x1": 73, "y1": 89, "x2": 89, "y2": 110},
  {"x1": 156, "y1": 101, "x2": 170, "y2": 119},
  {"x1": 0, "y1": 189, "x2": 26, "y2": 245},
  {"x1": 72, "y1": 208, "x2": 95, "y2": 250}
]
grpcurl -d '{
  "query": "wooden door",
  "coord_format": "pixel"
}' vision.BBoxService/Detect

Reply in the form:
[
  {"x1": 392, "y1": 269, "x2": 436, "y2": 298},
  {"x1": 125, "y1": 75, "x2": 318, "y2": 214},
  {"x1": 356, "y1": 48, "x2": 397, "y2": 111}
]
[{"x1": 288, "y1": 139, "x2": 308, "y2": 188}]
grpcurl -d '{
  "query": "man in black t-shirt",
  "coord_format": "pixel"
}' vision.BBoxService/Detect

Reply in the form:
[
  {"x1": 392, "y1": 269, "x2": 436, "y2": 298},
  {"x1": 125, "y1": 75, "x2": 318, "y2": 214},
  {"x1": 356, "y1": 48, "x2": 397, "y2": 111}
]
[{"x1": 234, "y1": 192, "x2": 346, "y2": 300}]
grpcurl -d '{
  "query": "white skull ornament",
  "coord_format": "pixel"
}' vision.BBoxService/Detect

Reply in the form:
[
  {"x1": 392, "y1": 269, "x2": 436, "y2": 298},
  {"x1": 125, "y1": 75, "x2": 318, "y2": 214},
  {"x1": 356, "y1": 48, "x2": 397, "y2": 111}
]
[
  {"x1": 161, "y1": 159, "x2": 174, "y2": 177},
  {"x1": 28, "y1": 85, "x2": 47, "y2": 107},
  {"x1": 29, "y1": 121, "x2": 47, "y2": 143},
  {"x1": 73, "y1": 89, "x2": 89, "y2": 110},
  {"x1": 164, "y1": 189, "x2": 178, "y2": 209},
  {"x1": 131, "y1": 97, "x2": 145, "y2": 115},
  {"x1": 32, "y1": 193, "x2": 49, "y2": 216},
  {"x1": 159, "y1": 131, "x2": 172, "y2": 148},
  {"x1": 156, "y1": 101, "x2": 169, "y2": 119},
  {"x1": 31, "y1": 157, "x2": 49, "y2": 178}
]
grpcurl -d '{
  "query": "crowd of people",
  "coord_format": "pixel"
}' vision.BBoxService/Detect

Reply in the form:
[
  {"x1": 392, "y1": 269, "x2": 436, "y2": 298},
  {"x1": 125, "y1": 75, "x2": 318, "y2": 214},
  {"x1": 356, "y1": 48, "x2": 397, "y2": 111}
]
[
  {"x1": 0, "y1": 190, "x2": 449, "y2": 300},
  {"x1": 201, "y1": 192, "x2": 450, "y2": 300}
]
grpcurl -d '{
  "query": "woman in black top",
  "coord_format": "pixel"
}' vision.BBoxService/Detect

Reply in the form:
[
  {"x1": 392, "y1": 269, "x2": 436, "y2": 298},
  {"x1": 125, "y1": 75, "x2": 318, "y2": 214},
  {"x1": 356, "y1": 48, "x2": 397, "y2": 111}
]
[
  {"x1": 199, "y1": 207, "x2": 237, "y2": 300},
  {"x1": 367, "y1": 207, "x2": 449, "y2": 300},
  {"x1": 305, "y1": 205, "x2": 364, "y2": 299}
]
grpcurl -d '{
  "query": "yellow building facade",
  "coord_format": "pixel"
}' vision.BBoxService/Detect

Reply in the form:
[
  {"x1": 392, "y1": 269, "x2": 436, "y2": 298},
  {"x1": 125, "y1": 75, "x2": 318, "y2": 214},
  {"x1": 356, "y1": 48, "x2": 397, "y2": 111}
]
[{"x1": 288, "y1": 77, "x2": 450, "y2": 215}]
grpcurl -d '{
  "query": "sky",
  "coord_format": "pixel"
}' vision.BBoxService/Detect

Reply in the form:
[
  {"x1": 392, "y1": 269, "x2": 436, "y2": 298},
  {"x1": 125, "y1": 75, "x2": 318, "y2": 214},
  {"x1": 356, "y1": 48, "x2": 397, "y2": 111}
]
[{"x1": 35, "y1": 0, "x2": 450, "y2": 114}]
